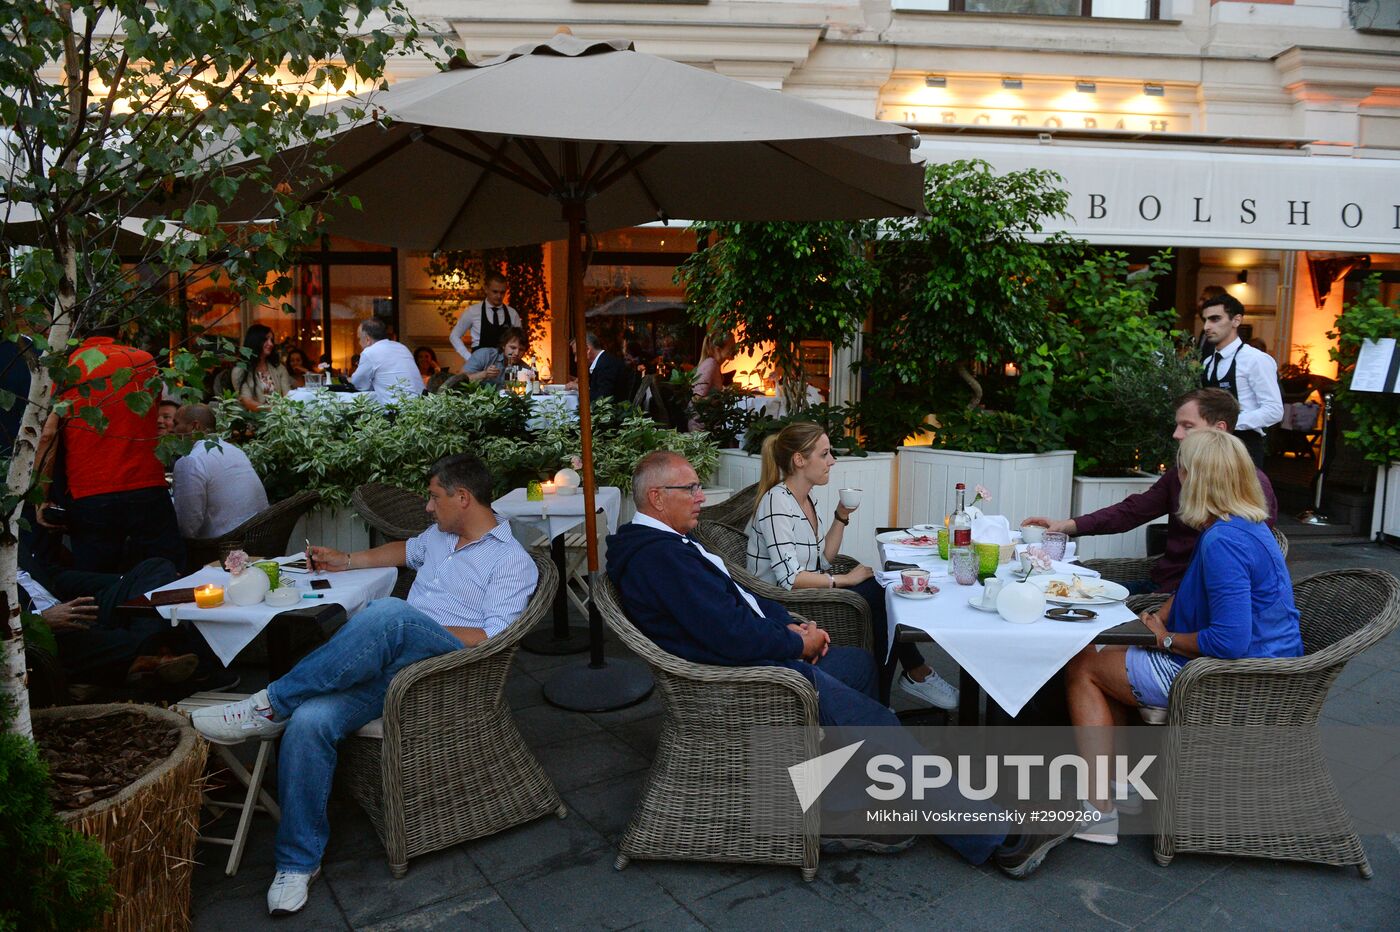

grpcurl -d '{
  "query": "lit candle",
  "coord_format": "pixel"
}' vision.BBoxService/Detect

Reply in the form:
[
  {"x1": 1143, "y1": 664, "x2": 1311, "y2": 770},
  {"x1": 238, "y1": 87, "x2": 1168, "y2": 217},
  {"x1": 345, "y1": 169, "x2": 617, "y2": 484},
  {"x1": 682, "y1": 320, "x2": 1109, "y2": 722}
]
[
  {"x1": 542, "y1": 480, "x2": 557, "y2": 494},
  {"x1": 195, "y1": 584, "x2": 225, "y2": 608}
]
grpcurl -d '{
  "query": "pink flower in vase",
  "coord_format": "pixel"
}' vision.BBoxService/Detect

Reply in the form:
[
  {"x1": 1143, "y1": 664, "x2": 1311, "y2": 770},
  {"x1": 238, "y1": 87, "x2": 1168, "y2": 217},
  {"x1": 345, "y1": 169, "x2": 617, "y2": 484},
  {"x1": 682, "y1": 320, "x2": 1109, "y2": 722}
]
[
  {"x1": 223, "y1": 550, "x2": 250, "y2": 576},
  {"x1": 972, "y1": 485, "x2": 992, "y2": 507},
  {"x1": 570, "y1": 455, "x2": 583, "y2": 471},
  {"x1": 1026, "y1": 545, "x2": 1053, "y2": 573}
]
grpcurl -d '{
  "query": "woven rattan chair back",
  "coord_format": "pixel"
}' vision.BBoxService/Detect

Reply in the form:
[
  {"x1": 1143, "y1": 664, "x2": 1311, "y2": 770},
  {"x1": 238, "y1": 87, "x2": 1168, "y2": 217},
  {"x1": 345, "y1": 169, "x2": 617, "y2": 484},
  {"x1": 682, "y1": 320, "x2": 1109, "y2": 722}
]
[
  {"x1": 339, "y1": 552, "x2": 565, "y2": 876},
  {"x1": 692, "y1": 518, "x2": 749, "y2": 566},
  {"x1": 184, "y1": 490, "x2": 320, "y2": 570},
  {"x1": 1153, "y1": 568, "x2": 1400, "y2": 877},
  {"x1": 351, "y1": 482, "x2": 433, "y2": 541},
  {"x1": 596, "y1": 573, "x2": 822, "y2": 880},
  {"x1": 698, "y1": 482, "x2": 759, "y2": 529}
]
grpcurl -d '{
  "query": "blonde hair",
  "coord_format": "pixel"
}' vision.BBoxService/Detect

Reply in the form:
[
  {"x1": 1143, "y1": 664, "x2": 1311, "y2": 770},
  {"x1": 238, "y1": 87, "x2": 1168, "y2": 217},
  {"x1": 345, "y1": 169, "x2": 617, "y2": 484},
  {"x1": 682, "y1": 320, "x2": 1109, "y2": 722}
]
[
  {"x1": 1176, "y1": 429, "x2": 1269, "y2": 530},
  {"x1": 754, "y1": 421, "x2": 827, "y2": 519},
  {"x1": 700, "y1": 330, "x2": 735, "y2": 362}
]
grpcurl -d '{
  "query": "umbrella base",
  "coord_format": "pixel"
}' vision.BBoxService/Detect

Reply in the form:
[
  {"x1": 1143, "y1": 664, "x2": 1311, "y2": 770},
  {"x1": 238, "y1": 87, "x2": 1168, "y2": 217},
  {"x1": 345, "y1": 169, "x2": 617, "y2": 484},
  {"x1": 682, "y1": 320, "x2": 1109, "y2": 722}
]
[
  {"x1": 521, "y1": 625, "x2": 592, "y2": 655},
  {"x1": 543, "y1": 659, "x2": 654, "y2": 713}
]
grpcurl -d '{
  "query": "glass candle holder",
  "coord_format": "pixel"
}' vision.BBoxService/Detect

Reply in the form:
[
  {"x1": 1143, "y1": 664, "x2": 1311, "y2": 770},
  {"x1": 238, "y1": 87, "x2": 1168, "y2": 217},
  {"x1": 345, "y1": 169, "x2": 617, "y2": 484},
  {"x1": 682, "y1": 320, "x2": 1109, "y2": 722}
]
[
  {"x1": 1042, "y1": 531, "x2": 1068, "y2": 562},
  {"x1": 526, "y1": 479, "x2": 543, "y2": 502}
]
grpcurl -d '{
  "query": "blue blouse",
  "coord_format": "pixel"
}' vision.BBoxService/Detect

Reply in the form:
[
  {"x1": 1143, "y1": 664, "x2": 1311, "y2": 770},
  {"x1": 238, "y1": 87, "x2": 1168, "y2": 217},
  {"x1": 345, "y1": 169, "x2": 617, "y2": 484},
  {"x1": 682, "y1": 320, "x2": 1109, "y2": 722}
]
[{"x1": 1169, "y1": 518, "x2": 1303, "y2": 660}]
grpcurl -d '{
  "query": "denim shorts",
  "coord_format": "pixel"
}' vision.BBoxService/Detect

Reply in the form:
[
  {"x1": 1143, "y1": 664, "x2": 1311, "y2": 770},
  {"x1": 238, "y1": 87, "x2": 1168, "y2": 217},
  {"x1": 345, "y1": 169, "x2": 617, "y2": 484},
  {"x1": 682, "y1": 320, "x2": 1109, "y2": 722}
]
[{"x1": 1124, "y1": 646, "x2": 1188, "y2": 709}]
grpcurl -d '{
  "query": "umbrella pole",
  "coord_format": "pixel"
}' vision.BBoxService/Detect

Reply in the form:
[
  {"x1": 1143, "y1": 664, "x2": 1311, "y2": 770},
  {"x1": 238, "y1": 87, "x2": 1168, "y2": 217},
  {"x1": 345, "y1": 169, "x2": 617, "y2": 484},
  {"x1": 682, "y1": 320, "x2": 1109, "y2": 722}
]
[{"x1": 543, "y1": 197, "x2": 653, "y2": 712}]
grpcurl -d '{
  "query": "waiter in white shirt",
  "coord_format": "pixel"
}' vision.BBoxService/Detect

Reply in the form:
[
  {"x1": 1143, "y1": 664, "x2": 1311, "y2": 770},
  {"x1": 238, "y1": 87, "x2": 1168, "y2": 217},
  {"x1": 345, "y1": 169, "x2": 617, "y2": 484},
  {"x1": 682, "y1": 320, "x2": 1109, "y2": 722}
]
[
  {"x1": 350, "y1": 318, "x2": 424, "y2": 402},
  {"x1": 1200, "y1": 293, "x2": 1282, "y2": 468},
  {"x1": 449, "y1": 273, "x2": 522, "y2": 369}
]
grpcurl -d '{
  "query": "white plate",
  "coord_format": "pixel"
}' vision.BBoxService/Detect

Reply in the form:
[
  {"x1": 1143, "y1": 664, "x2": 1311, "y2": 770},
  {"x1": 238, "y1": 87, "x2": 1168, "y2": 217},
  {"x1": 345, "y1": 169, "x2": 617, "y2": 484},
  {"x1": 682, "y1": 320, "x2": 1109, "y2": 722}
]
[
  {"x1": 1029, "y1": 575, "x2": 1129, "y2": 605},
  {"x1": 892, "y1": 586, "x2": 936, "y2": 601},
  {"x1": 876, "y1": 529, "x2": 940, "y2": 550},
  {"x1": 968, "y1": 594, "x2": 999, "y2": 613}
]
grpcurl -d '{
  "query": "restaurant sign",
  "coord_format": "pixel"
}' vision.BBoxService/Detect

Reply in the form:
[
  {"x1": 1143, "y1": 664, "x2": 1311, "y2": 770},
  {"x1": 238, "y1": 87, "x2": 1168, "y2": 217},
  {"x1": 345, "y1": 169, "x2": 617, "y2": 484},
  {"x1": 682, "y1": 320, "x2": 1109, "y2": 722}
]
[{"x1": 917, "y1": 138, "x2": 1400, "y2": 253}]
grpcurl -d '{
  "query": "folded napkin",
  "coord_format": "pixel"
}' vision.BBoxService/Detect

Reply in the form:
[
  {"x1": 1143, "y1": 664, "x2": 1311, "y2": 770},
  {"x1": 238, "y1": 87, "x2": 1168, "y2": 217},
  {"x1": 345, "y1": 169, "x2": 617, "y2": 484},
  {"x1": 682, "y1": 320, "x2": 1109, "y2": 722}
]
[
  {"x1": 884, "y1": 544, "x2": 942, "y2": 563},
  {"x1": 971, "y1": 515, "x2": 1012, "y2": 545}
]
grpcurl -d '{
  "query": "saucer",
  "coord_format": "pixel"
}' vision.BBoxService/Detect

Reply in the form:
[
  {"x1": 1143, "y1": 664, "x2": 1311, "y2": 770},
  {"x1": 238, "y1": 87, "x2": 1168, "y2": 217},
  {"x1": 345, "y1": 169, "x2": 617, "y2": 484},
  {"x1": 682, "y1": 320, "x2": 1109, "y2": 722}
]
[
  {"x1": 968, "y1": 594, "x2": 1000, "y2": 613},
  {"x1": 892, "y1": 586, "x2": 936, "y2": 600}
]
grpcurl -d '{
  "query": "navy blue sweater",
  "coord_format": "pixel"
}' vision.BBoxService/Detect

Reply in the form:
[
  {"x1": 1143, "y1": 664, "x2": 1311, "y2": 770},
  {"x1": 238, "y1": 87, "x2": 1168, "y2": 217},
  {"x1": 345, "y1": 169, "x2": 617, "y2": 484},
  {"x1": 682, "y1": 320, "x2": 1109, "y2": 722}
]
[{"x1": 606, "y1": 522, "x2": 804, "y2": 667}]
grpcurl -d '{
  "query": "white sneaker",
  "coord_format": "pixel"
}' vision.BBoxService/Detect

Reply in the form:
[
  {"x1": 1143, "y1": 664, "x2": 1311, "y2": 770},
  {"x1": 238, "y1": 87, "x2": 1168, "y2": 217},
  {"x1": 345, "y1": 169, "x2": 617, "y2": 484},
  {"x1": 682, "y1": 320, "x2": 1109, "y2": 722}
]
[
  {"x1": 1111, "y1": 779, "x2": 1144, "y2": 816},
  {"x1": 267, "y1": 868, "x2": 319, "y2": 916},
  {"x1": 191, "y1": 689, "x2": 286, "y2": 745},
  {"x1": 897, "y1": 671, "x2": 959, "y2": 710},
  {"x1": 1074, "y1": 801, "x2": 1120, "y2": 845}
]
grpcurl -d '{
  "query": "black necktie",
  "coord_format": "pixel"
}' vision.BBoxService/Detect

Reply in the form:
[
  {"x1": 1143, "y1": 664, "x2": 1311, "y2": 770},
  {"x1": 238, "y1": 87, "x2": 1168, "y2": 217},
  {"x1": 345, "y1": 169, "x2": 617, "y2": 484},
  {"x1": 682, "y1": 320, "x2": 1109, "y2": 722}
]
[{"x1": 1211, "y1": 352, "x2": 1222, "y2": 381}]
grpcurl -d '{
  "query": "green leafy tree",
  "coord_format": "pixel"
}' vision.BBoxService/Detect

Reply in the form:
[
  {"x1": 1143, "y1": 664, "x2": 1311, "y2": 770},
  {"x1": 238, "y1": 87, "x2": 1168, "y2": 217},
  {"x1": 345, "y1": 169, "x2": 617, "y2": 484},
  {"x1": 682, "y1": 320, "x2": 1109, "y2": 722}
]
[
  {"x1": 1045, "y1": 250, "x2": 1196, "y2": 473},
  {"x1": 1329, "y1": 276, "x2": 1400, "y2": 468},
  {"x1": 1, "y1": 0, "x2": 425, "y2": 735},
  {"x1": 676, "y1": 220, "x2": 877, "y2": 413},
  {"x1": 866, "y1": 159, "x2": 1076, "y2": 410}
]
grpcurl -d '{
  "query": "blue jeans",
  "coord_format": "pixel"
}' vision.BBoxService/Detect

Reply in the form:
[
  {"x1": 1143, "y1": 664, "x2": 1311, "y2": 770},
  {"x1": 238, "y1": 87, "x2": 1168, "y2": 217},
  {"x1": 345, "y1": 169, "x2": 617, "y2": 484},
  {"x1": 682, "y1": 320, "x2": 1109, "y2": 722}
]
[
  {"x1": 809, "y1": 647, "x2": 1005, "y2": 865},
  {"x1": 848, "y1": 576, "x2": 926, "y2": 703},
  {"x1": 266, "y1": 598, "x2": 463, "y2": 872}
]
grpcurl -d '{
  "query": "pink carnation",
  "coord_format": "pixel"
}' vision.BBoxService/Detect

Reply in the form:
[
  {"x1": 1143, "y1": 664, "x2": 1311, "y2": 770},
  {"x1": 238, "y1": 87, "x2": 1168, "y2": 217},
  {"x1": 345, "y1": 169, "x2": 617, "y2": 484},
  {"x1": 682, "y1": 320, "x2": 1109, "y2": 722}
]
[
  {"x1": 223, "y1": 550, "x2": 250, "y2": 576},
  {"x1": 972, "y1": 484, "x2": 992, "y2": 505},
  {"x1": 1026, "y1": 545, "x2": 1053, "y2": 572}
]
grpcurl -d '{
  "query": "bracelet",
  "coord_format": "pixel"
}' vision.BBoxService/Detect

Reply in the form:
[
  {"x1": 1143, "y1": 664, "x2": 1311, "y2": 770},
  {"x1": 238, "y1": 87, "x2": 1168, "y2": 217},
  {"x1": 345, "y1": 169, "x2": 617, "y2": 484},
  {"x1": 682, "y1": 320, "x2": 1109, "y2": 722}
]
[
  {"x1": 833, "y1": 513, "x2": 849, "y2": 526},
  {"x1": 345, "y1": 553, "x2": 354, "y2": 570},
  {"x1": 828, "y1": 574, "x2": 836, "y2": 589}
]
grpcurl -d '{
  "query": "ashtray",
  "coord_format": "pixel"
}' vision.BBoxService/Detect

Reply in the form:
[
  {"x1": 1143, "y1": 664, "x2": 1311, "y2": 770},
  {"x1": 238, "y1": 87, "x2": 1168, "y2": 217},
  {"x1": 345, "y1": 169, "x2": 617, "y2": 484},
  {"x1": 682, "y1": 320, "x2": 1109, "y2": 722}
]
[{"x1": 1045, "y1": 606, "x2": 1098, "y2": 621}]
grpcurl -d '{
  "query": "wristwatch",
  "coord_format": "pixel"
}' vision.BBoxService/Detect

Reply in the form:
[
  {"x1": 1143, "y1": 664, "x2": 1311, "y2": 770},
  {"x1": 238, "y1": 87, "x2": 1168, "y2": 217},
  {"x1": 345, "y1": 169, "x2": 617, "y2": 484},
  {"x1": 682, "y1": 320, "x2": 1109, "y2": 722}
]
[
  {"x1": 833, "y1": 513, "x2": 849, "y2": 526},
  {"x1": 1161, "y1": 634, "x2": 1175, "y2": 653}
]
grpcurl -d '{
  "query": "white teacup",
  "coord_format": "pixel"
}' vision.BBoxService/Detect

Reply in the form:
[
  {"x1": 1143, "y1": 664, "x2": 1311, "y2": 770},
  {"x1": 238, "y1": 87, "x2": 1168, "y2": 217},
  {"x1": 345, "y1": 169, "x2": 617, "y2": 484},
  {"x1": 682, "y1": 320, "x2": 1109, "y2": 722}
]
[
  {"x1": 839, "y1": 488, "x2": 862, "y2": 510},
  {"x1": 982, "y1": 577, "x2": 1004, "y2": 605},
  {"x1": 899, "y1": 568, "x2": 930, "y2": 593},
  {"x1": 1020, "y1": 523, "x2": 1046, "y2": 544}
]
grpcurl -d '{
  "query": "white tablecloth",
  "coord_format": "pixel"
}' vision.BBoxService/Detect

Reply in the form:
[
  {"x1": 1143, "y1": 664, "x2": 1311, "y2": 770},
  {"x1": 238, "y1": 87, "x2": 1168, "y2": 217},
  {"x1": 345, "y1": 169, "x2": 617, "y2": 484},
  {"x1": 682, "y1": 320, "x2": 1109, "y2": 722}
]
[
  {"x1": 495, "y1": 485, "x2": 622, "y2": 541},
  {"x1": 527, "y1": 392, "x2": 580, "y2": 430},
  {"x1": 287, "y1": 387, "x2": 367, "y2": 405},
  {"x1": 147, "y1": 555, "x2": 398, "y2": 666},
  {"x1": 878, "y1": 539, "x2": 1133, "y2": 717}
]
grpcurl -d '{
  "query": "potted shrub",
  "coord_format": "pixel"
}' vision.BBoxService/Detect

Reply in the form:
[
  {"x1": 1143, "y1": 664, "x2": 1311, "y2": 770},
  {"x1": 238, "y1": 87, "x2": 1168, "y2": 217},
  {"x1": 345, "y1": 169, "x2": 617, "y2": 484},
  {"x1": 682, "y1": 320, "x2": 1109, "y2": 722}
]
[{"x1": 1328, "y1": 277, "x2": 1400, "y2": 538}]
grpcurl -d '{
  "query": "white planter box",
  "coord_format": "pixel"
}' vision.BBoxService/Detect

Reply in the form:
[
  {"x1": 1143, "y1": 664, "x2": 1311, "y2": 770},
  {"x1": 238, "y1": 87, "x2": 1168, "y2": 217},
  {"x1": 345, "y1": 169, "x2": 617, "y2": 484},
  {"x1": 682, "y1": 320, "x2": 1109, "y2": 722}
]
[
  {"x1": 1375, "y1": 464, "x2": 1400, "y2": 539},
  {"x1": 618, "y1": 485, "x2": 732, "y2": 527},
  {"x1": 290, "y1": 505, "x2": 372, "y2": 555},
  {"x1": 710, "y1": 450, "x2": 895, "y2": 568},
  {"x1": 897, "y1": 447, "x2": 1075, "y2": 531},
  {"x1": 1071, "y1": 473, "x2": 1163, "y2": 560}
]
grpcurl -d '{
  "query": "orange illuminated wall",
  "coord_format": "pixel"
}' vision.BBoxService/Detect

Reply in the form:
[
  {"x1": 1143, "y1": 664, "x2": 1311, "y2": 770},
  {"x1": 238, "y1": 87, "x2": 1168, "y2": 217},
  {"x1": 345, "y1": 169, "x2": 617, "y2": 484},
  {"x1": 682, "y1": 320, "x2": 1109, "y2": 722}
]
[{"x1": 1289, "y1": 253, "x2": 1343, "y2": 379}]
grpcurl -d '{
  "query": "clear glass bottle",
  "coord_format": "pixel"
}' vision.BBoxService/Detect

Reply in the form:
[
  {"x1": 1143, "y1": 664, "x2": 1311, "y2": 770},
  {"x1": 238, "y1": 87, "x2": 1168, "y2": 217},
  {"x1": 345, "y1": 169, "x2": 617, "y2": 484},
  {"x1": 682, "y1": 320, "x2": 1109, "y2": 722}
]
[{"x1": 950, "y1": 482, "x2": 974, "y2": 585}]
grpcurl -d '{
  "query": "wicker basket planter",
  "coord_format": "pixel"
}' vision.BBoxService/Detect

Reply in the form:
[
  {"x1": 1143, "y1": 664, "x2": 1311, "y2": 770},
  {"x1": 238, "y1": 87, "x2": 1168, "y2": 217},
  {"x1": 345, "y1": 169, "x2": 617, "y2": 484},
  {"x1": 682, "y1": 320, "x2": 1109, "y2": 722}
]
[{"x1": 33, "y1": 704, "x2": 208, "y2": 932}]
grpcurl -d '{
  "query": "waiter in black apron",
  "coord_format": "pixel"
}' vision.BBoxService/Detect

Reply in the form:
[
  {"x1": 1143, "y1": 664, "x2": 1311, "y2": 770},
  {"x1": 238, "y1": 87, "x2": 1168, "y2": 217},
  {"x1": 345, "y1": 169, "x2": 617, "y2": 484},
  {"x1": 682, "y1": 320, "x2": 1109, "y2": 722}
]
[
  {"x1": 448, "y1": 272, "x2": 522, "y2": 370},
  {"x1": 1199, "y1": 292, "x2": 1283, "y2": 470}
]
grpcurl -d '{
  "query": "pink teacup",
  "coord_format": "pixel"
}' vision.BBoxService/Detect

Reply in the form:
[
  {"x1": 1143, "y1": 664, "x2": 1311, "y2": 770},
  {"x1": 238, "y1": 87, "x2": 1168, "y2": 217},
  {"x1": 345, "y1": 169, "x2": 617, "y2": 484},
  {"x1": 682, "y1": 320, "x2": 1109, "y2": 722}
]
[{"x1": 900, "y1": 568, "x2": 931, "y2": 593}]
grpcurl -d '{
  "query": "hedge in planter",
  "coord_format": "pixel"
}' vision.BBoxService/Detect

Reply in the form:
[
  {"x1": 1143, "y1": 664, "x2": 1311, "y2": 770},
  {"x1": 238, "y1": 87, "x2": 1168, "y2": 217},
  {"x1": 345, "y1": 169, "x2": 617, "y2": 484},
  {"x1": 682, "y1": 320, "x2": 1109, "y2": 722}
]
[{"x1": 1329, "y1": 276, "x2": 1400, "y2": 470}]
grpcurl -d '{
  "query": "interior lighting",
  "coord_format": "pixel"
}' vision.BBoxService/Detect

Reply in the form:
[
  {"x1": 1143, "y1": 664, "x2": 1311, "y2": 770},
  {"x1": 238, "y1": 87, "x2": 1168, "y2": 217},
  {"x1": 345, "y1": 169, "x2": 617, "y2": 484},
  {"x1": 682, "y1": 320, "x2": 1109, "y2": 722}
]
[
  {"x1": 1236, "y1": 269, "x2": 1249, "y2": 284},
  {"x1": 1075, "y1": 81, "x2": 1097, "y2": 94},
  {"x1": 1144, "y1": 83, "x2": 1165, "y2": 97},
  {"x1": 1002, "y1": 77, "x2": 1023, "y2": 90},
  {"x1": 925, "y1": 75, "x2": 947, "y2": 88}
]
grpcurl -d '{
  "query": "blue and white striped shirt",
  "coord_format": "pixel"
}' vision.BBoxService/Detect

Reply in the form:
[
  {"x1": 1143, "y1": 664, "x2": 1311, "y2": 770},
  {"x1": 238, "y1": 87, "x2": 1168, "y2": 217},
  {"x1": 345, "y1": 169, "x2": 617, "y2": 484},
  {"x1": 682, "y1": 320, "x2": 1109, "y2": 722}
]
[{"x1": 404, "y1": 515, "x2": 538, "y2": 638}]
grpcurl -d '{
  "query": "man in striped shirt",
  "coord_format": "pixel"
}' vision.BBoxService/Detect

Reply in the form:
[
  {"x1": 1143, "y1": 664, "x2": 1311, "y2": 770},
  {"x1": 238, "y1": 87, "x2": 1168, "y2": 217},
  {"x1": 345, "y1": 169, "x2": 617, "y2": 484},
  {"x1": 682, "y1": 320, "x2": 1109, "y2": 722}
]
[{"x1": 192, "y1": 452, "x2": 538, "y2": 916}]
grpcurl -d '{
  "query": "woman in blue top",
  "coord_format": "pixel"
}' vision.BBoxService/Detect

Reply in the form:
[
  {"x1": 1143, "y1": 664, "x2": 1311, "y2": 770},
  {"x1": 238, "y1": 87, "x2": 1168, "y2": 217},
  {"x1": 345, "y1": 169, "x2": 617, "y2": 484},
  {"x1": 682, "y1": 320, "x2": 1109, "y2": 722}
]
[{"x1": 1066, "y1": 427, "x2": 1302, "y2": 845}]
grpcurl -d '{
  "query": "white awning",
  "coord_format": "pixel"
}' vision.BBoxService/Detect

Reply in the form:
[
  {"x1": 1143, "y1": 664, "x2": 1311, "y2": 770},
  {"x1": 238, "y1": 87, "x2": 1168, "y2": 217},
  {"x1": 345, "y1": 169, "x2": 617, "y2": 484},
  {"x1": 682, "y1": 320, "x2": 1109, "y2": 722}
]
[{"x1": 915, "y1": 137, "x2": 1400, "y2": 254}]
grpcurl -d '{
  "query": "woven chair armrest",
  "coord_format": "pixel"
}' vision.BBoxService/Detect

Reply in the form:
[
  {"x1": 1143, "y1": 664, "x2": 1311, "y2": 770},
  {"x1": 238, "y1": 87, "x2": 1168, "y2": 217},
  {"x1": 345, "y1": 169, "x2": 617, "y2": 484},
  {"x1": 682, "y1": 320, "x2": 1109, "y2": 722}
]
[
  {"x1": 1078, "y1": 556, "x2": 1156, "y2": 581},
  {"x1": 741, "y1": 573, "x2": 872, "y2": 653},
  {"x1": 381, "y1": 633, "x2": 513, "y2": 717},
  {"x1": 1166, "y1": 652, "x2": 1349, "y2": 726},
  {"x1": 829, "y1": 555, "x2": 859, "y2": 575}
]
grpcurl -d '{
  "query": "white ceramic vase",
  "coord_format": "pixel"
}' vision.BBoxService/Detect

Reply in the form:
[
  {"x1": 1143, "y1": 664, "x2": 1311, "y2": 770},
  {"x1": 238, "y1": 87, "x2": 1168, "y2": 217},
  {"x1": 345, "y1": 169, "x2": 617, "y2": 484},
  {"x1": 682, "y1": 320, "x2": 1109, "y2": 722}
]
[
  {"x1": 996, "y1": 580, "x2": 1045, "y2": 625},
  {"x1": 226, "y1": 569, "x2": 270, "y2": 606}
]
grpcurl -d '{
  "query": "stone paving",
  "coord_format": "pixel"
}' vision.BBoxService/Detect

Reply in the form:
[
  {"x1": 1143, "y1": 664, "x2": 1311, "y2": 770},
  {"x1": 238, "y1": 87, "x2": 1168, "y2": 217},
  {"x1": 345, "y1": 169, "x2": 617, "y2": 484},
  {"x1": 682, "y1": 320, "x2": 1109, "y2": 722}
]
[{"x1": 191, "y1": 537, "x2": 1400, "y2": 930}]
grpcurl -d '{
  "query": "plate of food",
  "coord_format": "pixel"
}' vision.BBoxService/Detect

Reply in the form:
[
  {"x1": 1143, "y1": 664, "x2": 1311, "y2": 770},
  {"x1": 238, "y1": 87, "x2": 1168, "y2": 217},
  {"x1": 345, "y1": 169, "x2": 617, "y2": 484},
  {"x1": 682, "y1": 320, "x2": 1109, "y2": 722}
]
[
  {"x1": 876, "y1": 528, "x2": 941, "y2": 550},
  {"x1": 1029, "y1": 575, "x2": 1128, "y2": 605}
]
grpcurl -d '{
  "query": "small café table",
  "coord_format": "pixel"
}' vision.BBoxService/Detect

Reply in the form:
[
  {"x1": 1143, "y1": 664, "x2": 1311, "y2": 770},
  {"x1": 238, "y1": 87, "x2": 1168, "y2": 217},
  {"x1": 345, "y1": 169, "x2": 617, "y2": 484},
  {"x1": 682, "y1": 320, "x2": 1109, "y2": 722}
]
[
  {"x1": 876, "y1": 529, "x2": 1153, "y2": 724},
  {"x1": 147, "y1": 556, "x2": 399, "y2": 678},
  {"x1": 495, "y1": 485, "x2": 622, "y2": 654}
]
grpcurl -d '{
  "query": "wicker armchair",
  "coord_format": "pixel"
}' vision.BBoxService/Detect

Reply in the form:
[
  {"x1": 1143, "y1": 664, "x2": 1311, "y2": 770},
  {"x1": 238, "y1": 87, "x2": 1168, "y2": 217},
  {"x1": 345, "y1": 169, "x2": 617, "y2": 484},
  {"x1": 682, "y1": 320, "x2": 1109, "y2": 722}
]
[
  {"x1": 184, "y1": 490, "x2": 321, "y2": 570},
  {"x1": 1083, "y1": 526, "x2": 1290, "y2": 614},
  {"x1": 339, "y1": 552, "x2": 565, "y2": 877},
  {"x1": 1153, "y1": 568, "x2": 1400, "y2": 877},
  {"x1": 351, "y1": 483, "x2": 433, "y2": 600},
  {"x1": 697, "y1": 482, "x2": 759, "y2": 528},
  {"x1": 691, "y1": 519, "x2": 870, "y2": 652},
  {"x1": 597, "y1": 574, "x2": 821, "y2": 880}
]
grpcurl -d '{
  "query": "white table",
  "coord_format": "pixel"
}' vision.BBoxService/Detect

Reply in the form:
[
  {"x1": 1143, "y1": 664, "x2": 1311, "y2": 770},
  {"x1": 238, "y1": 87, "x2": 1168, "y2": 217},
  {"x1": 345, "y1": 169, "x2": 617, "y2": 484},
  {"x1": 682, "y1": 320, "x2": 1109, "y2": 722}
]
[
  {"x1": 287, "y1": 387, "x2": 367, "y2": 405},
  {"x1": 526, "y1": 391, "x2": 580, "y2": 430},
  {"x1": 147, "y1": 555, "x2": 398, "y2": 667},
  {"x1": 876, "y1": 537, "x2": 1142, "y2": 719}
]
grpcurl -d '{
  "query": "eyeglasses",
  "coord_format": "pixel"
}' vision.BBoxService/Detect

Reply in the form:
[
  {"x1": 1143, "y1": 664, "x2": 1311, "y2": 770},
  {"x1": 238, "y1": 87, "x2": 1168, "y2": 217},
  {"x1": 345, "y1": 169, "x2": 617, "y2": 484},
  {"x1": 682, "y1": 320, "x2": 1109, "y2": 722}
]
[{"x1": 659, "y1": 483, "x2": 704, "y2": 497}]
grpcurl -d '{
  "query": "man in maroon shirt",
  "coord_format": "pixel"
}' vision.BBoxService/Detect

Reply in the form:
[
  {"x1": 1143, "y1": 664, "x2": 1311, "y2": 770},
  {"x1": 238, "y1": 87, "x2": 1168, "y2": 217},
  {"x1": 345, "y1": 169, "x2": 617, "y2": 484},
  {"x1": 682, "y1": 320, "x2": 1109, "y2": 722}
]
[{"x1": 1024, "y1": 388, "x2": 1277, "y2": 594}]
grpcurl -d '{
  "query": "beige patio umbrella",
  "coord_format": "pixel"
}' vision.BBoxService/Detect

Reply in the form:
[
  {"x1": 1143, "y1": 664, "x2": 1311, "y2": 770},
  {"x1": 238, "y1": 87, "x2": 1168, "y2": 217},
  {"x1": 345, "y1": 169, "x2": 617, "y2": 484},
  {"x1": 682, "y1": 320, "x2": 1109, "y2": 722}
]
[{"x1": 207, "y1": 29, "x2": 925, "y2": 710}]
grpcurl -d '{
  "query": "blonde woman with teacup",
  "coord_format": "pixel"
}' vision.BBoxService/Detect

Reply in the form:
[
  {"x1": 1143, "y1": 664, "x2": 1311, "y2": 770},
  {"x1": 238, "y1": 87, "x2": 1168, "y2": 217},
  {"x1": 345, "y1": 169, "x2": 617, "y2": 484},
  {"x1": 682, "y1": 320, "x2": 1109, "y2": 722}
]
[{"x1": 745, "y1": 421, "x2": 958, "y2": 710}]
